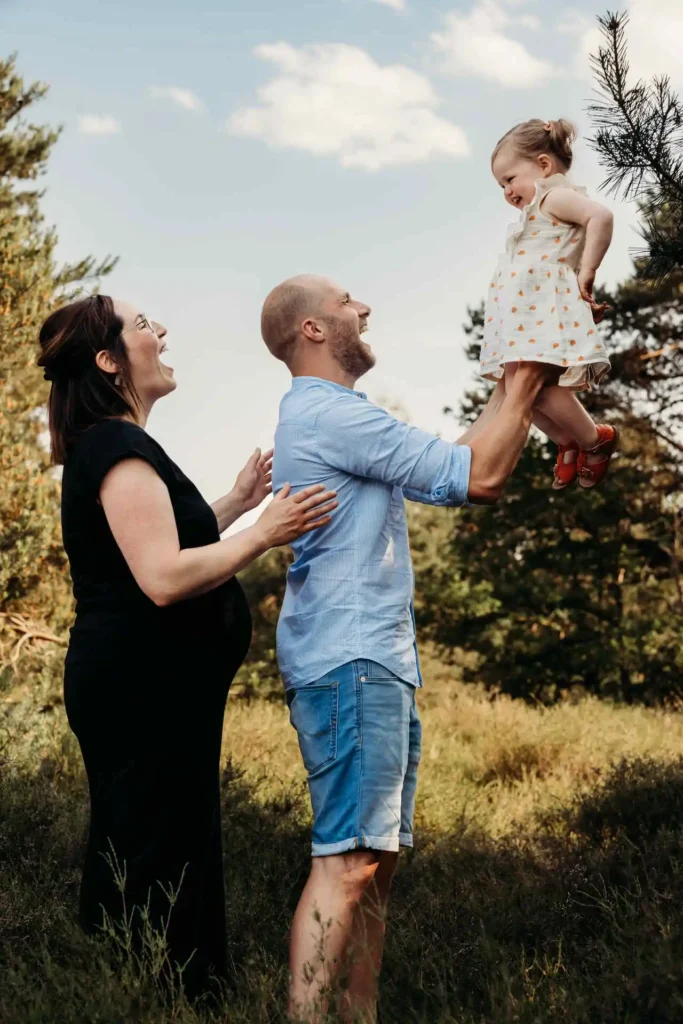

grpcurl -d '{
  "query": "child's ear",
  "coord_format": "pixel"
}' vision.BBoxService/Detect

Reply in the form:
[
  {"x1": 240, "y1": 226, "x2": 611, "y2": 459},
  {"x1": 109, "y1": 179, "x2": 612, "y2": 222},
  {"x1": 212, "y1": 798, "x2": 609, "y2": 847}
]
[{"x1": 538, "y1": 153, "x2": 554, "y2": 176}]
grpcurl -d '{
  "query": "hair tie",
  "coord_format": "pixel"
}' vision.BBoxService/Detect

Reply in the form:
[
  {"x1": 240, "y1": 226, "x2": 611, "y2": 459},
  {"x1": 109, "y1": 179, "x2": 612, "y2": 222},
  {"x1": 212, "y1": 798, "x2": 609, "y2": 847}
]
[{"x1": 543, "y1": 121, "x2": 553, "y2": 132}]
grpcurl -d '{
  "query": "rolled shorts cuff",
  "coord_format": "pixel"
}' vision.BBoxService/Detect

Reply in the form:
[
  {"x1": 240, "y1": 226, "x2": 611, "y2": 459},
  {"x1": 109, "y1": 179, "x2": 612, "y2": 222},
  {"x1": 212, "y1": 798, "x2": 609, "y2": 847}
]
[{"x1": 311, "y1": 833, "x2": 413, "y2": 857}]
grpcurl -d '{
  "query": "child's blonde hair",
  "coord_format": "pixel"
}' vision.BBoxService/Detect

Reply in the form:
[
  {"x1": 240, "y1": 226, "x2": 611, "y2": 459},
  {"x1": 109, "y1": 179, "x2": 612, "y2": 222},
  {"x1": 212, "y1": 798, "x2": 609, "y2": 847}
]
[{"x1": 492, "y1": 118, "x2": 577, "y2": 170}]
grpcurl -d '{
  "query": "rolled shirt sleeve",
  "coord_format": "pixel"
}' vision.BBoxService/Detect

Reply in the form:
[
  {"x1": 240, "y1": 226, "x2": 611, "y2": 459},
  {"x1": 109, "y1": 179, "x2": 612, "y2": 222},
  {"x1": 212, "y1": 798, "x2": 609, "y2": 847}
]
[{"x1": 315, "y1": 393, "x2": 472, "y2": 507}]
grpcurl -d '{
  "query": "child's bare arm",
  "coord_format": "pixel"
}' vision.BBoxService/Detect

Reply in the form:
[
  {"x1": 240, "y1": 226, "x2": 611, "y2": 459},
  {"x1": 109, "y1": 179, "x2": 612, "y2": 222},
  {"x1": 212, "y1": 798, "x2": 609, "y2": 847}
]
[{"x1": 541, "y1": 189, "x2": 614, "y2": 316}]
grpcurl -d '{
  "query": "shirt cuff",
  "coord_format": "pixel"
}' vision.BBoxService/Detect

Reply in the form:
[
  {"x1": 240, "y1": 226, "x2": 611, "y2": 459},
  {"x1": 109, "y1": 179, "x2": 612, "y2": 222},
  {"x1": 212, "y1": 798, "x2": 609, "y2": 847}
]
[
  {"x1": 447, "y1": 443, "x2": 472, "y2": 506},
  {"x1": 404, "y1": 444, "x2": 472, "y2": 507}
]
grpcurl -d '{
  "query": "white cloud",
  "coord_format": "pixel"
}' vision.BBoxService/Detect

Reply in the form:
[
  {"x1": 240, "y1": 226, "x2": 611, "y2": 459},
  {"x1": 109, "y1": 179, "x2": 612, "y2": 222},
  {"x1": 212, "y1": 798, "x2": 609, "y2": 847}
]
[
  {"x1": 148, "y1": 86, "x2": 204, "y2": 112},
  {"x1": 557, "y1": 10, "x2": 592, "y2": 37},
  {"x1": 229, "y1": 42, "x2": 470, "y2": 171},
  {"x1": 571, "y1": 0, "x2": 683, "y2": 86},
  {"x1": 432, "y1": 1, "x2": 555, "y2": 89},
  {"x1": 372, "y1": 0, "x2": 407, "y2": 11},
  {"x1": 78, "y1": 115, "x2": 121, "y2": 135}
]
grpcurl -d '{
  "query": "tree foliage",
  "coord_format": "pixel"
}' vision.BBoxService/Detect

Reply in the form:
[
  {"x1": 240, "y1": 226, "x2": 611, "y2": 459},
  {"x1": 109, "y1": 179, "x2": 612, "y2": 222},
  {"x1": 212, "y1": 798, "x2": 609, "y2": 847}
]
[
  {"x1": 0, "y1": 55, "x2": 114, "y2": 676},
  {"x1": 589, "y1": 11, "x2": 683, "y2": 279},
  {"x1": 412, "y1": 13, "x2": 683, "y2": 702},
  {"x1": 414, "y1": 250, "x2": 683, "y2": 702}
]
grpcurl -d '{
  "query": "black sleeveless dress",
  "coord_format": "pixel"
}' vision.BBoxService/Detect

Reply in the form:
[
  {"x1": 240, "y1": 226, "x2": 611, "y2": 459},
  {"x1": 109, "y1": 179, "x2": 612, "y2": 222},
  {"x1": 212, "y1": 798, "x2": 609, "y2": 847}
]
[{"x1": 61, "y1": 419, "x2": 252, "y2": 997}]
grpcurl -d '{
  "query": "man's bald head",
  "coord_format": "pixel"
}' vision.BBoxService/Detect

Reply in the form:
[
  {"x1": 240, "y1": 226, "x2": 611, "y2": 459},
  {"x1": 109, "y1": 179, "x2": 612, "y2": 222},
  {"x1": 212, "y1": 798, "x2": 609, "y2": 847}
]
[{"x1": 260, "y1": 275, "x2": 332, "y2": 365}]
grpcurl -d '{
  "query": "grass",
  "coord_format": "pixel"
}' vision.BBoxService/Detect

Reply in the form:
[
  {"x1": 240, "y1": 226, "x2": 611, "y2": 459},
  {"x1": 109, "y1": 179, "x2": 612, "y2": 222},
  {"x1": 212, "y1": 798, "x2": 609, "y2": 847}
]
[{"x1": 2, "y1": 652, "x2": 683, "y2": 1022}]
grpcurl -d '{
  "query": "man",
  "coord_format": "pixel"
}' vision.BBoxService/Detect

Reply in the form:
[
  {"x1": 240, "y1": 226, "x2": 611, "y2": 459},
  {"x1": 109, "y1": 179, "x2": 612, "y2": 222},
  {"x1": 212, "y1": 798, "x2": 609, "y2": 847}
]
[{"x1": 261, "y1": 274, "x2": 550, "y2": 1022}]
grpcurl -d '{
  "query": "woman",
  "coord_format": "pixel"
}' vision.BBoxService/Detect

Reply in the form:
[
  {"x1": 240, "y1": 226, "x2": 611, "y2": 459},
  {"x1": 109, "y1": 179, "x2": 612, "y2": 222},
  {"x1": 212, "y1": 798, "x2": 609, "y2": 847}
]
[{"x1": 37, "y1": 295, "x2": 336, "y2": 998}]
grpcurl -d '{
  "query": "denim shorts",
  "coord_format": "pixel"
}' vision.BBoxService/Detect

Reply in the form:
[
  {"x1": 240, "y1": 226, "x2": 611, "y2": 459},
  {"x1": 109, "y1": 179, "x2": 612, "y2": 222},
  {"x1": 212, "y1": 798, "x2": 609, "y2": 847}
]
[{"x1": 286, "y1": 659, "x2": 422, "y2": 857}]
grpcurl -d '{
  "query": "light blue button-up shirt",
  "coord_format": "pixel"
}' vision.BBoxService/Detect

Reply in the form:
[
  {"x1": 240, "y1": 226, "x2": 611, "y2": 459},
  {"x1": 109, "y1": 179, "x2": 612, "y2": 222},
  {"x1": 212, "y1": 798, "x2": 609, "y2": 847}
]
[{"x1": 272, "y1": 376, "x2": 472, "y2": 690}]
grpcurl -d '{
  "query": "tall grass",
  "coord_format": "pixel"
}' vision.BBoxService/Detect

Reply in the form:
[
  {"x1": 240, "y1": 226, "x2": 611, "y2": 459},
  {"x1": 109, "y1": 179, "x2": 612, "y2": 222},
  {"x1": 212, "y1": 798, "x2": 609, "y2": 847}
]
[{"x1": 2, "y1": 654, "x2": 683, "y2": 1022}]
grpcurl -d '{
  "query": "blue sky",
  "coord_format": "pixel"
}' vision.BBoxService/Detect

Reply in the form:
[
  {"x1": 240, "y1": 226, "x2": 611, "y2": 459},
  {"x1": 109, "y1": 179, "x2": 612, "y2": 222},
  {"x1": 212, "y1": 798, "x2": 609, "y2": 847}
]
[{"x1": 4, "y1": 0, "x2": 682, "y2": 522}]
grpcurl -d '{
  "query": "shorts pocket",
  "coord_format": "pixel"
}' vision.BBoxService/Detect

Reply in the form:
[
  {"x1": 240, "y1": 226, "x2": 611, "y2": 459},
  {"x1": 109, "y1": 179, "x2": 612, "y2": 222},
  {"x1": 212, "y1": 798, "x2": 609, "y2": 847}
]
[{"x1": 287, "y1": 682, "x2": 339, "y2": 776}]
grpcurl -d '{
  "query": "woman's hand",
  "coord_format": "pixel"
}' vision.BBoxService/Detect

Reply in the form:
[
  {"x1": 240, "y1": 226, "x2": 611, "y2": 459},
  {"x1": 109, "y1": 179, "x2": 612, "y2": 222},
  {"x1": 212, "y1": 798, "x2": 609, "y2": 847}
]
[
  {"x1": 231, "y1": 447, "x2": 273, "y2": 513},
  {"x1": 254, "y1": 483, "x2": 338, "y2": 548}
]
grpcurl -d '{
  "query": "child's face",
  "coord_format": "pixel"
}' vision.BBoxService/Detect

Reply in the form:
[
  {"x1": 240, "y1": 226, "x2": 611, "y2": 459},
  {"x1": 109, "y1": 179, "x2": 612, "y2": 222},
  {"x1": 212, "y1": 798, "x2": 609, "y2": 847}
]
[{"x1": 492, "y1": 145, "x2": 554, "y2": 210}]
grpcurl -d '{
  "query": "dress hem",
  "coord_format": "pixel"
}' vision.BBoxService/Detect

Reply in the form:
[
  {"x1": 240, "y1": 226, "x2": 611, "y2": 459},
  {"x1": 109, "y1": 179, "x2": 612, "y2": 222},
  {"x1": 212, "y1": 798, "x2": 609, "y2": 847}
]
[{"x1": 481, "y1": 357, "x2": 610, "y2": 392}]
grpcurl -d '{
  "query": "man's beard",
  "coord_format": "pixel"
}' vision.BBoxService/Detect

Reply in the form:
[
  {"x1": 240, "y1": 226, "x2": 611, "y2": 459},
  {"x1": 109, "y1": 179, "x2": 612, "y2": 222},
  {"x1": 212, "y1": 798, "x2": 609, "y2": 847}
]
[{"x1": 323, "y1": 316, "x2": 376, "y2": 380}]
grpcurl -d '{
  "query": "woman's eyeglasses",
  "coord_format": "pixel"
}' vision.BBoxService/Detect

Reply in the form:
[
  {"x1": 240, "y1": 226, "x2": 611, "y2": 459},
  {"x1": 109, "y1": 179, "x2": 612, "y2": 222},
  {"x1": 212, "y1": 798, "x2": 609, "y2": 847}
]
[{"x1": 123, "y1": 316, "x2": 154, "y2": 336}]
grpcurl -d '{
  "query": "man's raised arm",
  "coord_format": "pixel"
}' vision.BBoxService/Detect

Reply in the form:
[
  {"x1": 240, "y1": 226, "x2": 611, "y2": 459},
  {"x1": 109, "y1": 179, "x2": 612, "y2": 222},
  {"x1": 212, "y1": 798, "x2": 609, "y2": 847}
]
[
  {"x1": 315, "y1": 362, "x2": 550, "y2": 505},
  {"x1": 463, "y1": 363, "x2": 550, "y2": 502}
]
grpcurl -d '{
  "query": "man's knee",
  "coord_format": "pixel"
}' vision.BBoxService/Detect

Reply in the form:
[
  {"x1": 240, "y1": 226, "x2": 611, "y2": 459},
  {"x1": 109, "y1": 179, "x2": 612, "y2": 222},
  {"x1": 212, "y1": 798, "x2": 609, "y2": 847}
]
[
  {"x1": 363, "y1": 851, "x2": 398, "y2": 906},
  {"x1": 312, "y1": 850, "x2": 382, "y2": 906}
]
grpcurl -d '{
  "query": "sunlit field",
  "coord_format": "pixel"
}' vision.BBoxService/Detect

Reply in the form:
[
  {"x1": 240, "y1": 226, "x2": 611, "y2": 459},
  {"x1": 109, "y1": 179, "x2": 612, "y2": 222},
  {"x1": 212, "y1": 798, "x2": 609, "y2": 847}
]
[{"x1": 3, "y1": 651, "x2": 683, "y2": 1023}]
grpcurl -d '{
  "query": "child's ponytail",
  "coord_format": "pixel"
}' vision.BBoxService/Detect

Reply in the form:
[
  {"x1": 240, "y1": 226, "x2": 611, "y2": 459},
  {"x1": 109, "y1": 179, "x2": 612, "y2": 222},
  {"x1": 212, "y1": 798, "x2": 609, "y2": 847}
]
[
  {"x1": 492, "y1": 118, "x2": 577, "y2": 170},
  {"x1": 546, "y1": 119, "x2": 576, "y2": 168}
]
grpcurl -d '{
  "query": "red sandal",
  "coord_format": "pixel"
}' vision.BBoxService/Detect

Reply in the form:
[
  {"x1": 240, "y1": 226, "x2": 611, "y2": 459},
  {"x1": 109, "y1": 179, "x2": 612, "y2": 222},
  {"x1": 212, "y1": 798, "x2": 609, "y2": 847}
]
[
  {"x1": 577, "y1": 425, "x2": 619, "y2": 489},
  {"x1": 552, "y1": 440, "x2": 579, "y2": 490}
]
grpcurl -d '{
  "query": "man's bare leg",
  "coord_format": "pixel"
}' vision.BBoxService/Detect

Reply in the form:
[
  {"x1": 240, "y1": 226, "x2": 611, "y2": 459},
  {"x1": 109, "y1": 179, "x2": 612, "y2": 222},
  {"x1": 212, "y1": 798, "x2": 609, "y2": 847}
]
[
  {"x1": 340, "y1": 851, "x2": 398, "y2": 1023},
  {"x1": 289, "y1": 849, "x2": 381, "y2": 1022}
]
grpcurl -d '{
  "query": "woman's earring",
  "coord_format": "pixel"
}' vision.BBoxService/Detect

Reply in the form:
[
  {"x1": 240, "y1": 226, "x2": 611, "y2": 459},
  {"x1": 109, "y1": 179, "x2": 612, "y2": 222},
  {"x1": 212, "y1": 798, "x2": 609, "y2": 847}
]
[{"x1": 114, "y1": 373, "x2": 123, "y2": 387}]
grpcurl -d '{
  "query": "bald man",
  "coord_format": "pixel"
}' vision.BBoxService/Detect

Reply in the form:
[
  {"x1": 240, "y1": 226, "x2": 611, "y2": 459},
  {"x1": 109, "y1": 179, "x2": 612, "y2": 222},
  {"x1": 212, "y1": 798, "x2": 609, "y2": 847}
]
[{"x1": 261, "y1": 275, "x2": 551, "y2": 1022}]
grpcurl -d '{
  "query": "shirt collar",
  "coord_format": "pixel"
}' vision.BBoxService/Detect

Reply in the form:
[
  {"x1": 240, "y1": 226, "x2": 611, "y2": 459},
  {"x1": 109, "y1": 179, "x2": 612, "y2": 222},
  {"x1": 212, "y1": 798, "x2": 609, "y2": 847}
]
[{"x1": 291, "y1": 375, "x2": 367, "y2": 400}]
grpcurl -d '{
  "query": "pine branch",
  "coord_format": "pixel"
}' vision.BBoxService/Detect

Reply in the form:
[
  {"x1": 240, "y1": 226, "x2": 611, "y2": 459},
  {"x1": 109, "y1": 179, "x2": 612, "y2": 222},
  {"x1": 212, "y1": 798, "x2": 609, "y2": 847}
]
[{"x1": 588, "y1": 11, "x2": 683, "y2": 277}]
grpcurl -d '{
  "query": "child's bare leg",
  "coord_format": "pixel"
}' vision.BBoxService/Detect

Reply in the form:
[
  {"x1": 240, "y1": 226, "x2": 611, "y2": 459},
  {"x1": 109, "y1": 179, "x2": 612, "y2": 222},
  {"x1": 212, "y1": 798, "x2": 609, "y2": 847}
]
[
  {"x1": 502, "y1": 365, "x2": 571, "y2": 445},
  {"x1": 503, "y1": 363, "x2": 615, "y2": 486},
  {"x1": 531, "y1": 408, "x2": 573, "y2": 446},
  {"x1": 504, "y1": 363, "x2": 598, "y2": 449},
  {"x1": 533, "y1": 385, "x2": 598, "y2": 449}
]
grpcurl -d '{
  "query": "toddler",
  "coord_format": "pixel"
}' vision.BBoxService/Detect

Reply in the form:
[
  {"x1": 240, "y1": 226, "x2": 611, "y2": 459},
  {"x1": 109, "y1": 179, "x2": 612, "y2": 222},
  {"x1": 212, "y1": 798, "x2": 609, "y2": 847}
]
[{"x1": 482, "y1": 118, "x2": 617, "y2": 489}]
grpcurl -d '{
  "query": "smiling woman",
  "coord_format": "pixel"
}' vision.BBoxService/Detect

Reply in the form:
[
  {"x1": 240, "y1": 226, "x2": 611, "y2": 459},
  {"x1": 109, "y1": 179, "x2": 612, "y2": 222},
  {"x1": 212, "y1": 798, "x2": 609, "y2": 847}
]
[{"x1": 36, "y1": 295, "x2": 338, "y2": 997}]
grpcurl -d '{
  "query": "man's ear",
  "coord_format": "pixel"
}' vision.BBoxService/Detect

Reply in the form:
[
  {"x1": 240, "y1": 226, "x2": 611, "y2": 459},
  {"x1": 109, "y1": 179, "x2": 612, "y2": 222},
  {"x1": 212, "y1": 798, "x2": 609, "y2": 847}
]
[
  {"x1": 95, "y1": 349, "x2": 120, "y2": 374},
  {"x1": 301, "y1": 317, "x2": 326, "y2": 344}
]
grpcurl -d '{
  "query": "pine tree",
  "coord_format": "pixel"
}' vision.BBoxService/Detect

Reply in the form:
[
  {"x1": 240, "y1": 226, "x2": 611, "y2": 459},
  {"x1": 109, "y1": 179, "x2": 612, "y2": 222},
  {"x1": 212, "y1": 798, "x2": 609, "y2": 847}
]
[
  {"x1": 589, "y1": 11, "x2": 683, "y2": 279},
  {"x1": 0, "y1": 55, "x2": 114, "y2": 682}
]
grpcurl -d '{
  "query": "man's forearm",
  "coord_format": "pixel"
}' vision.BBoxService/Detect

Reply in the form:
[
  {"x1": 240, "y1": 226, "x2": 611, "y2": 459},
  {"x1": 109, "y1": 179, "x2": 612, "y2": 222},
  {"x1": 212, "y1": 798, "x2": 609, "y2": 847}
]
[
  {"x1": 467, "y1": 366, "x2": 548, "y2": 503},
  {"x1": 456, "y1": 379, "x2": 506, "y2": 445}
]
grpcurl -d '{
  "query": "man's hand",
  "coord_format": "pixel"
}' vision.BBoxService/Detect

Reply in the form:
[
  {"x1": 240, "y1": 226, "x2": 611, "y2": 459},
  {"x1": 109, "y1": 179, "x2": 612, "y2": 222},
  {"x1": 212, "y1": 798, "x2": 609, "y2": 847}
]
[
  {"x1": 577, "y1": 267, "x2": 609, "y2": 324},
  {"x1": 511, "y1": 359, "x2": 559, "y2": 389}
]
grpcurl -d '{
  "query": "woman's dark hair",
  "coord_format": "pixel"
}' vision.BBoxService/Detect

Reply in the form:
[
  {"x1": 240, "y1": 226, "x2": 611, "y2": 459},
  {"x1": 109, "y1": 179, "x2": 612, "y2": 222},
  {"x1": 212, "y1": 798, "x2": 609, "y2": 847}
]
[{"x1": 37, "y1": 295, "x2": 140, "y2": 465}]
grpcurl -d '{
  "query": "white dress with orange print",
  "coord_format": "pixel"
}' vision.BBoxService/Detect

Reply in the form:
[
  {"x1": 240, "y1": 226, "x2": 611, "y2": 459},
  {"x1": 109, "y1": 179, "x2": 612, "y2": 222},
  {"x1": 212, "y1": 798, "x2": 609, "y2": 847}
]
[{"x1": 480, "y1": 173, "x2": 610, "y2": 390}]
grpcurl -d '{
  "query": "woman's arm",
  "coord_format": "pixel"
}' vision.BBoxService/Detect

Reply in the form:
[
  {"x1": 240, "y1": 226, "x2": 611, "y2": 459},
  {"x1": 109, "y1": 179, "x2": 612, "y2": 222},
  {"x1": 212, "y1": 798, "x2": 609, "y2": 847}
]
[
  {"x1": 100, "y1": 459, "x2": 336, "y2": 607},
  {"x1": 541, "y1": 189, "x2": 614, "y2": 317},
  {"x1": 211, "y1": 448, "x2": 273, "y2": 534}
]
